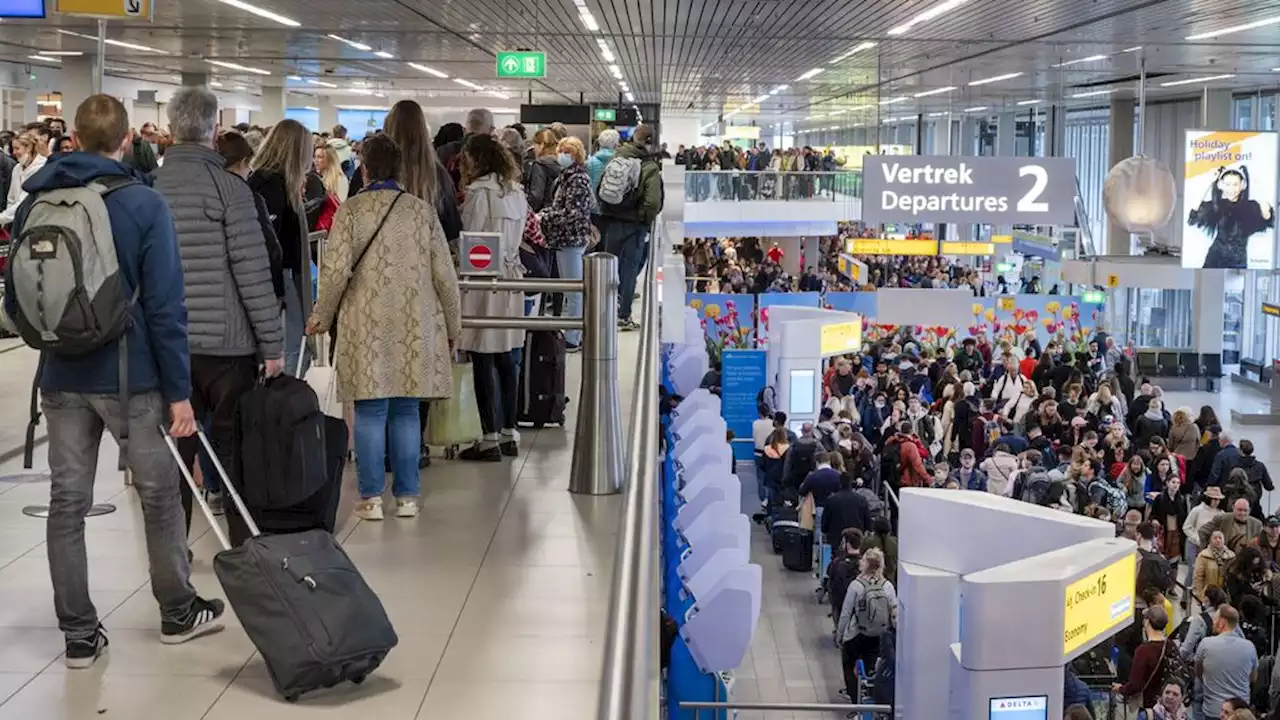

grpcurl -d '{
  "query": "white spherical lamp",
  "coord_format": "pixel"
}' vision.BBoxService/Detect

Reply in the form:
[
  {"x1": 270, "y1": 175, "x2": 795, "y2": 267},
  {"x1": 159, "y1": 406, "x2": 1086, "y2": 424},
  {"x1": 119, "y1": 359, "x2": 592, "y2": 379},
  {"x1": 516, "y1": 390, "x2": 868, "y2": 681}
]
[{"x1": 1103, "y1": 155, "x2": 1177, "y2": 233}]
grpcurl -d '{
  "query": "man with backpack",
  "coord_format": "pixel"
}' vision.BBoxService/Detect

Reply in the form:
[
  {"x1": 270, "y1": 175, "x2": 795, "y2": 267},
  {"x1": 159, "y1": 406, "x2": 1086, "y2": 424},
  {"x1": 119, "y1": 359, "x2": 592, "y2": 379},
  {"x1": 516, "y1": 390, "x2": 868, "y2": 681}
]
[
  {"x1": 836, "y1": 547, "x2": 898, "y2": 703},
  {"x1": 152, "y1": 86, "x2": 285, "y2": 536},
  {"x1": 597, "y1": 124, "x2": 663, "y2": 331},
  {"x1": 0, "y1": 94, "x2": 225, "y2": 668}
]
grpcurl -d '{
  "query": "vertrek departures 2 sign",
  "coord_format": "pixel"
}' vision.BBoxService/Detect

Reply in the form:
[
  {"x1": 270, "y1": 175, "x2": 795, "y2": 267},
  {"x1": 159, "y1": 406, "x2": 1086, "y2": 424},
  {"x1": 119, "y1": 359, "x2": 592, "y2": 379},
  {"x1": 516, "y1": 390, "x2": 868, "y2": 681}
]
[{"x1": 862, "y1": 155, "x2": 1077, "y2": 225}]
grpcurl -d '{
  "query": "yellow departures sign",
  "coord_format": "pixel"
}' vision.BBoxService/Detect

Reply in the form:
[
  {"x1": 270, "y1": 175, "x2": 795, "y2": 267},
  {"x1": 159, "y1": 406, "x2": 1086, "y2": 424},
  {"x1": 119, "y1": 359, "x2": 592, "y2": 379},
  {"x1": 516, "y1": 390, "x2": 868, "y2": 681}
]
[
  {"x1": 1062, "y1": 554, "x2": 1135, "y2": 656},
  {"x1": 55, "y1": 0, "x2": 152, "y2": 19},
  {"x1": 820, "y1": 320, "x2": 863, "y2": 357}
]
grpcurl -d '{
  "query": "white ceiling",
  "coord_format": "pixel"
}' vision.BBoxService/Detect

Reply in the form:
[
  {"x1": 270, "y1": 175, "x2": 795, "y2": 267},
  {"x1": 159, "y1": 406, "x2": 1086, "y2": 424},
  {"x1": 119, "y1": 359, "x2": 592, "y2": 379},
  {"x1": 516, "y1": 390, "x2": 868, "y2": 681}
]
[{"x1": 5, "y1": 0, "x2": 1280, "y2": 126}]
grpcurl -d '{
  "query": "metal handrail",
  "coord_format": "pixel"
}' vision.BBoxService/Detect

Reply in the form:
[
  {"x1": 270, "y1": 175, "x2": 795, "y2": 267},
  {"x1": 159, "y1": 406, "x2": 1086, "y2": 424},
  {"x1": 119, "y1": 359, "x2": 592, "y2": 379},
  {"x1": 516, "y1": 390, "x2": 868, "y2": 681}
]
[
  {"x1": 457, "y1": 277, "x2": 585, "y2": 294},
  {"x1": 596, "y1": 216, "x2": 662, "y2": 720},
  {"x1": 681, "y1": 701, "x2": 892, "y2": 714},
  {"x1": 460, "y1": 316, "x2": 584, "y2": 331}
]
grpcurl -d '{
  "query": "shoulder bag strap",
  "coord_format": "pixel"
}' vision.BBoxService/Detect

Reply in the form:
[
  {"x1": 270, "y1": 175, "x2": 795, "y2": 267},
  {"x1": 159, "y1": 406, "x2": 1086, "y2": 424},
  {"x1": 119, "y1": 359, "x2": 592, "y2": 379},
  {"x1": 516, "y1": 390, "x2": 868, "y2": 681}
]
[{"x1": 1140, "y1": 639, "x2": 1167, "y2": 697}]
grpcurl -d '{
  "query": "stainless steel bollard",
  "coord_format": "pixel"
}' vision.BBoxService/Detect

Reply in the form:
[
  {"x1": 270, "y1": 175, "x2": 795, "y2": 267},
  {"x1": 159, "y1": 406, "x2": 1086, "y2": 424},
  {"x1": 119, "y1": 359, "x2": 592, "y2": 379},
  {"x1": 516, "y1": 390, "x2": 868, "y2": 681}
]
[{"x1": 569, "y1": 253, "x2": 624, "y2": 495}]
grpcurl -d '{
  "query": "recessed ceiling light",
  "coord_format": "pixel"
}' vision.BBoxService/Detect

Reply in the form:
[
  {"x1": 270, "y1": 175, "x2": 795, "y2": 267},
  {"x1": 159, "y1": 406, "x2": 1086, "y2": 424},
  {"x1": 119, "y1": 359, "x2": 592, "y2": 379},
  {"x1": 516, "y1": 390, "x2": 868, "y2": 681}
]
[
  {"x1": 608, "y1": 64, "x2": 623, "y2": 80},
  {"x1": 1122, "y1": 46, "x2": 1143, "y2": 53},
  {"x1": 796, "y1": 68, "x2": 823, "y2": 81},
  {"x1": 1159, "y1": 73, "x2": 1236, "y2": 87},
  {"x1": 913, "y1": 86, "x2": 956, "y2": 98},
  {"x1": 327, "y1": 34, "x2": 372, "y2": 51},
  {"x1": 968, "y1": 71, "x2": 1022, "y2": 86},
  {"x1": 213, "y1": 0, "x2": 300, "y2": 27},
  {"x1": 625, "y1": 92, "x2": 636, "y2": 102},
  {"x1": 57, "y1": 29, "x2": 168, "y2": 54},
  {"x1": 306, "y1": 78, "x2": 338, "y2": 88},
  {"x1": 1051, "y1": 54, "x2": 1109, "y2": 68},
  {"x1": 408, "y1": 62, "x2": 448, "y2": 78},
  {"x1": 829, "y1": 41, "x2": 877, "y2": 64},
  {"x1": 596, "y1": 39, "x2": 615, "y2": 63},
  {"x1": 27, "y1": 55, "x2": 59, "y2": 64},
  {"x1": 210, "y1": 80, "x2": 224, "y2": 87},
  {"x1": 927, "y1": 111, "x2": 948, "y2": 117},
  {"x1": 888, "y1": 0, "x2": 968, "y2": 36},
  {"x1": 1016, "y1": 99, "x2": 1042, "y2": 105},
  {"x1": 287, "y1": 75, "x2": 302, "y2": 81},
  {"x1": 751, "y1": 94, "x2": 769, "y2": 104},
  {"x1": 963, "y1": 106, "x2": 988, "y2": 112},
  {"x1": 374, "y1": 51, "x2": 394, "y2": 59},
  {"x1": 1186, "y1": 16, "x2": 1280, "y2": 40},
  {"x1": 34, "y1": 50, "x2": 83, "y2": 56},
  {"x1": 453, "y1": 78, "x2": 483, "y2": 90},
  {"x1": 769, "y1": 84, "x2": 788, "y2": 95},
  {"x1": 879, "y1": 96, "x2": 910, "y2": 105},
  {"x1": 1070, "y1": 89, "x2": 1113, "y2": 98},
  {"x1": 579, "y1": 9, "x2": 600, "y2": 31},
  {"x1": 206, "y1": 59, "x2": 272, "y2": 75}
]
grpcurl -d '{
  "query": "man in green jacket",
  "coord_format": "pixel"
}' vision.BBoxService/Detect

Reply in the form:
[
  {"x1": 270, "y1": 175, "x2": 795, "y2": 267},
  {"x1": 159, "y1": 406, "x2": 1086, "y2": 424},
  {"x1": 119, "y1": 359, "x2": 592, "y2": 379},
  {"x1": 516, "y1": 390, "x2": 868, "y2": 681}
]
[{"x1": 598, "y1": 124, "x2": 664, "y2": 329}]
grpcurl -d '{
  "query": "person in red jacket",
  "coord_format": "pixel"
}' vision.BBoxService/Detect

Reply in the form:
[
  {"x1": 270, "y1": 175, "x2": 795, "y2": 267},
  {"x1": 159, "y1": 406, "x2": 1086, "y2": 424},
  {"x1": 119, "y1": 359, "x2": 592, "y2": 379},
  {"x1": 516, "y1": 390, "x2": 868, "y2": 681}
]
[
  {"x1": 1113, "y1": 605, "x2": 1177, "y2": 710},
  {"x1": 886, "y1": 422, "x2": 931, "y2": 488}
]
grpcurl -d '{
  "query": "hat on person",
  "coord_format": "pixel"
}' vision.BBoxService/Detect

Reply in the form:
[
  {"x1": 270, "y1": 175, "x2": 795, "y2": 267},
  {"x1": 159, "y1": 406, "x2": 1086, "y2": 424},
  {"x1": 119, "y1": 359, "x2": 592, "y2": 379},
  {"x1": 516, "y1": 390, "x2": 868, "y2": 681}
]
[
  {"x1": 1204, "y1": 486, "x2": 1225, "y2": 500},
  {"x1": 960, "y1": 448, "x2": 975, "y2": 461},
  {"x1": 1268, "y1": 515, "x2": 1280, "y2": 528}
]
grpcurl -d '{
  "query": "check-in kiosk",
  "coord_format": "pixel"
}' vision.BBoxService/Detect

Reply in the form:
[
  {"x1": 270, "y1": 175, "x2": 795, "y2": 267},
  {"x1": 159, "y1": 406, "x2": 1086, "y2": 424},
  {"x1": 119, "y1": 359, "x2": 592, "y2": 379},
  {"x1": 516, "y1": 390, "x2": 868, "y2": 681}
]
[
  {"x1": 763, "y1": 306, "x2": 863, "y2": 429},
  {"x1": 895, "y1": 489, "x2": 1133, "y2": 720}
]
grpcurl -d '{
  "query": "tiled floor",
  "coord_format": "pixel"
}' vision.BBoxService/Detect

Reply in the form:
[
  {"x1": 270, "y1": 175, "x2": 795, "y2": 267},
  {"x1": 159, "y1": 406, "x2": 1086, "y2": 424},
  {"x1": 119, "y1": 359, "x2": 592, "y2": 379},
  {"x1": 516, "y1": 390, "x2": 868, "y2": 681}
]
[{"x1": 0, "y1": 331, "x2": 632, "y2": 719}]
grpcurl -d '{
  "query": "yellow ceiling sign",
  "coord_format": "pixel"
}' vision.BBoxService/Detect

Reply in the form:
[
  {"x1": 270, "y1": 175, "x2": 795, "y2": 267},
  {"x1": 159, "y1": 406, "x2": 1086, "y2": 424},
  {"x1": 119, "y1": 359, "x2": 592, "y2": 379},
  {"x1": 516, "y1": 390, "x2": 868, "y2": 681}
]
[
  {"x1": 55, "y1": 0, "x2": 153, "y2": 19},
  {"x1": 992, "y1": 234, "x2": 1013, "y2": 244},
  {"x1": 941, "y1": 242, "x2": 996, "y2": 256},
  {"x1": 820, "y1": 319, "x2": 863, "y2": 357},
  {"x1": 848, "y1": 238, "x2": 937, "y2": 256}
]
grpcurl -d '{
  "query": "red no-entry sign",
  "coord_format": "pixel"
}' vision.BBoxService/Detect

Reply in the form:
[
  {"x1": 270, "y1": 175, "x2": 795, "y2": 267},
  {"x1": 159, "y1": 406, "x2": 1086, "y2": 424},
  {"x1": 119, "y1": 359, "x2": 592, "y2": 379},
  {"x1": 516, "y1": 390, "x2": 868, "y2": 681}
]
[{"x1": 469, "y1": 245, "x2": 492, "y2": 270}]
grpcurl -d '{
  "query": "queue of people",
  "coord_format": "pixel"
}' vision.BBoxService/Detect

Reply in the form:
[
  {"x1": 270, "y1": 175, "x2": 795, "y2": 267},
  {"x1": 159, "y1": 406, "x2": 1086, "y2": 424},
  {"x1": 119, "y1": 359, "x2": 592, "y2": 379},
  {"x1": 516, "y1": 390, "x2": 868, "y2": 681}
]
[
  {"x1": 679, "y1": 141, "x2": 845, "y2": 201},
  {"x1": 0, "y1": 90, "x2": 664, "y2": 669}
]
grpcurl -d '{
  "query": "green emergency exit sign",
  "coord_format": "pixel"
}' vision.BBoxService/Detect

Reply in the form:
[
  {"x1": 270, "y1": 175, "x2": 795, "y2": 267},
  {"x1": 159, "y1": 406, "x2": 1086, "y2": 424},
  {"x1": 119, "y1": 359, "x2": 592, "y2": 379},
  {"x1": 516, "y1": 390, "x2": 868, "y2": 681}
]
[
  {"x1": 594, "y1": 108, "x2": 617, "y2": 122},
  {"x1": 1082, "y1": 290, "x2": 1106, "y2": 304},
  {"x1": 497, "y1": 51, "x2": 547, "y2": 79}
]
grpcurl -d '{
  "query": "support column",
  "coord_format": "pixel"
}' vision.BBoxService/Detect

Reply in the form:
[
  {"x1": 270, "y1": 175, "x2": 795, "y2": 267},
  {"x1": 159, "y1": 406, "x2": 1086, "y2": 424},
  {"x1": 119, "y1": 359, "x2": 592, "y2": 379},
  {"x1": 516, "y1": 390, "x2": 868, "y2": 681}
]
[
  {"x1": 955, "y1": 116, "x2": 978, "y2": 241},
  {"x1": 260, "y1": 85, "x2": 286, "y2": 128},
  {"x1": 179, "y1": 72, "x2": 209, "y2": 88},
  {"x1": 802, "y1": 237, "x2": 820, "y2": 275},
  {"x1": 318, "y1": 95, "x2": 338, "y2": 133},
  {"x1": 1045, "y1": 104, "x2": 1067, "y2": 157},
  {"x1": 1193, "y1": 271, "x2": 1226, "y2": 355},
  {"x1": 995, "y1": 112, "x2": 1016, "y2": 158},
  {"x1": 60, "y1": 57, "x2": 95, "y2": 128},
  {"x1": 1200, "y1": 88, "x2": 1231, "y2": 128},
  {"x1": 1105, "y1": 98, "x2": 1136, "y2": 255}
]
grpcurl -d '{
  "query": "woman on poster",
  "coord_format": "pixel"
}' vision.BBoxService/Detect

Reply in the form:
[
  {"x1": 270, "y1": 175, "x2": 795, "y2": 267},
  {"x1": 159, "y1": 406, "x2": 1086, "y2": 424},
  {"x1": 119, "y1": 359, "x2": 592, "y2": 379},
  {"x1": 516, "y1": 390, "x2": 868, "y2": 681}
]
[{"x1": 1187, "y1": 165, "x2": 1274, "y2": 269}]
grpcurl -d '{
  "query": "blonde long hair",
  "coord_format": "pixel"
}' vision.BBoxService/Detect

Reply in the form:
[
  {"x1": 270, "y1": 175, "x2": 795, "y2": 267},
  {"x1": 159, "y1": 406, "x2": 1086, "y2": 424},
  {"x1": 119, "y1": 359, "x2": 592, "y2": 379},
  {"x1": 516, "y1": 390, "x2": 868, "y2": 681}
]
[
  {"x1": 252, "y1": 119, "x2": 312, "y2": 210},
  {"x1": 384, "y1": 100, "x2": 438, "y2": 204},
  {"x1": 316, "y1": 145, "x2": 343, "y2": 198}
]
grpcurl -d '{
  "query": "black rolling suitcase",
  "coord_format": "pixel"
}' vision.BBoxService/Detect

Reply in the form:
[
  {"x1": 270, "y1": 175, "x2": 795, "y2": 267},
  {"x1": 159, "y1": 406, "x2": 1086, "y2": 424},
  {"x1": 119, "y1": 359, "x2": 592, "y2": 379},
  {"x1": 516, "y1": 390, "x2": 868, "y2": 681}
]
[
  {"x1": 165, "y1": 428, "x2": 397, "y2": 702},
  {"x1": 779, "y1": 525, "x2": 814, "y2": 571},
  {"x1": 517, "y1": 330, "x2": 567, "y2": 428}
]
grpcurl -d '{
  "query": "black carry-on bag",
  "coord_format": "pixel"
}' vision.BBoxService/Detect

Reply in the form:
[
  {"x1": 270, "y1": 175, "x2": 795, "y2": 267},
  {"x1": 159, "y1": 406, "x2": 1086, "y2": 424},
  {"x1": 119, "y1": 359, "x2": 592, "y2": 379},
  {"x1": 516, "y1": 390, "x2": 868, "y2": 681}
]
[
  {"x1": 517, "y1": 329, "x2": 568, "y2": 427},
  {"x1": 163, "y1": 428, "x2": 398, "y2": 702}
]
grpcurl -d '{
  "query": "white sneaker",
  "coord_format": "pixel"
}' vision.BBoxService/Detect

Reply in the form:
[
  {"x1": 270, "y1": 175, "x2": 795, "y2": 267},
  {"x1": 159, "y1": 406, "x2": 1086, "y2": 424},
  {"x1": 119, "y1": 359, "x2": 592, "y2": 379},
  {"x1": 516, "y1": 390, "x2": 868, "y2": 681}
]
[
  {"x1": 354, "y1": 497, "x2": 384, "y2": 521},
  {"x1": 394, "y1": 498, "x2": 419, "y2": 518}
]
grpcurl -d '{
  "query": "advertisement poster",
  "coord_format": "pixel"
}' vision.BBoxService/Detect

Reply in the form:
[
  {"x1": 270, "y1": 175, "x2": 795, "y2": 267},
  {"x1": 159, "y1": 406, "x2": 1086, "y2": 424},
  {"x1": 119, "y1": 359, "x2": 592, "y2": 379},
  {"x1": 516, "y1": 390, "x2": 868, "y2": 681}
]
[
  {"x1": 1182, "y1": 130, "x2": 1278, "y2": 269},
  {"x1": 720, "y1": 349, "x2": 767, "y2": 442},
  {"x1": 687, "y1": 293, "x2": 756, "y2": 365}
]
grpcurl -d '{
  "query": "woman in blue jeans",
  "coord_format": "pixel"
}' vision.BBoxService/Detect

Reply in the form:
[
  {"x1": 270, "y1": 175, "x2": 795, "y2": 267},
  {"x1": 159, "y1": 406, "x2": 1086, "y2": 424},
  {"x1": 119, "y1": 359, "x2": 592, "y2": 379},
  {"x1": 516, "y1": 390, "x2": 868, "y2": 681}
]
[
  {"x1": 537, "y1": 136, "x2": 594, "y2": 351},
  {"x1": 456, "y1": 134, "x2": 529, "y2": 461},
  {"x1": 307, "y1": 133, "x2": 462, "y2": 520}
]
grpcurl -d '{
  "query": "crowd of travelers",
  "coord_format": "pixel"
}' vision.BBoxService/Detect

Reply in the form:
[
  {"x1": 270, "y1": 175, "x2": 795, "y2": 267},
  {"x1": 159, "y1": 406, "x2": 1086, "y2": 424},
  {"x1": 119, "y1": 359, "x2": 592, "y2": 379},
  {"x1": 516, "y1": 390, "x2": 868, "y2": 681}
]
[
  {"x1": 677, "y1": 141, "x2": 847, "y2": 201},
  {"x1": 744, "y1": 314, "x2": 1277, "y2": 718},
  {"x1": 0, "y1": 90, "x2": 662, "y2": 669}
]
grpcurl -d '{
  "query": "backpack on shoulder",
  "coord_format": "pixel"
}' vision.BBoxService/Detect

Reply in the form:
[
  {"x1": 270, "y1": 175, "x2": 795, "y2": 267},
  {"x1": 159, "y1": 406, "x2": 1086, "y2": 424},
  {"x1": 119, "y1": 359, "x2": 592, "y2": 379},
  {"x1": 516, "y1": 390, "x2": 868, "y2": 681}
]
[
  {"x1": 854, "y1": 577, "x2": 893, "y2": 638},
  {"x1": 596, "y1": 155, "x2": 643, "y2": 210},
  {"x1": 5, "y1": 176, "x2": 140, "y2": 469}
]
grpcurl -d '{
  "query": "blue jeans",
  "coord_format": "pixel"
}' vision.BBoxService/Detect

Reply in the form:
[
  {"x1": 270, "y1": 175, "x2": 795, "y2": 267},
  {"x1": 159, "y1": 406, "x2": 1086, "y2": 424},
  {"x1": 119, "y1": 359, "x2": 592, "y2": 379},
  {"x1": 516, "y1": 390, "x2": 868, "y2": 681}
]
[
  {"x1": 556, "y1": 246, "x2": 586, "y2": 346},
  {"x1": 353, "y1": 397, "x2": 422, "y2": 499},
  {"x1": 283, "y1": 269, "x2": 312, "y2": 377},
  {"x1": 601, "y1": 221, "x2": 648, "y2": 322}
]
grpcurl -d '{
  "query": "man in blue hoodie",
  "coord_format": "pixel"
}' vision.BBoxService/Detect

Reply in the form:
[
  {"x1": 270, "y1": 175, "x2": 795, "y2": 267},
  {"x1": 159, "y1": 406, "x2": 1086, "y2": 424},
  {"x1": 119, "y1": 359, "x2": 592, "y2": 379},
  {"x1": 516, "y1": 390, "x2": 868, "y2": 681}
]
[{"x1": 0, "y1": 95, "x2": 225, "y2": 668}]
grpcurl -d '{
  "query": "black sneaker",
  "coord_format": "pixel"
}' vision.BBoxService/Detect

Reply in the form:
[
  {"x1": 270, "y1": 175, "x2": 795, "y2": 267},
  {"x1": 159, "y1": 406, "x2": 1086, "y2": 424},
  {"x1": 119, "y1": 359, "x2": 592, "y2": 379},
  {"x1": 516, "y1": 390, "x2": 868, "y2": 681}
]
[
  {"x1": 65, "y1": 626, "x2": 108, "y2": 669},
  {"x1": 161, "y1": 596, "x2": 226, "y2": 645},
  {"x1": 458, "y1": 444, "x2": 501, "y2": 462},
  {"x1": 419, "y1": 442, "x2": 431, "y2": 469},
  {"x1": 500, "y1": 440, "x2": 519, "y2": 457}
]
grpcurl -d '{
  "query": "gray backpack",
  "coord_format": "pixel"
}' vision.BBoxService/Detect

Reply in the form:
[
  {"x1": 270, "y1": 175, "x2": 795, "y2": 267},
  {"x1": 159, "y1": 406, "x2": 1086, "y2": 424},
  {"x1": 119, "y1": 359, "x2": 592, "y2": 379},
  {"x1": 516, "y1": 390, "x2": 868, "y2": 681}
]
[
  {"x1": 6, "y1": 176, "x2": 140, "y2": 468},
  {"x1": 596, "y1": 155, "x2": 642, "y2": 207},
  {"x1": 854, "y1": 577, "x2": 892, "y2": 638}
]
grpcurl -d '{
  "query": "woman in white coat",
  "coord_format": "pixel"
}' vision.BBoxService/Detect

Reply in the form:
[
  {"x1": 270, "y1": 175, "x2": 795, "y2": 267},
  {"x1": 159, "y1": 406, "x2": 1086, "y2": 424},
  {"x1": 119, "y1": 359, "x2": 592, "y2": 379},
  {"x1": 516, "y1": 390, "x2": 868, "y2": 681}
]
[
  {"x1": 457, "y1": 134, "x2": 528, "y2": 462},
  {"x1": 0, "y1": 134, "x2": 46, "y2": 227}
]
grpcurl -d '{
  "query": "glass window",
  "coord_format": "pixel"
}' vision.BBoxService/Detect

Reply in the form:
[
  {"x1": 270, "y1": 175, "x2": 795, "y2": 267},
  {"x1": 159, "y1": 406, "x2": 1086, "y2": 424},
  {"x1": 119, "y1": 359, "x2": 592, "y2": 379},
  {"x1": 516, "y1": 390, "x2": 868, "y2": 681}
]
[
  {"x1": 1249, "y1": 274, "x2": 1272, "y2": 361},
  {"x1": 336, "y1": 109, "x2": 388, "y2": 135},
  {"x1": 1263, "y1": 94, "x2": 1277, "y2": 131},
  {"x1": 284, "y1": 107, "x2": 318, "y2": 132},
  {"x1": 1126, "y1": 289, "x2": 1193, "y2": 348},
  {"x1": 1224, "y1": 281, "x2": 1244, "y2": 364},
  {"x1": 1234, "y1": 96, "x2": 1255, "y2": 130}
]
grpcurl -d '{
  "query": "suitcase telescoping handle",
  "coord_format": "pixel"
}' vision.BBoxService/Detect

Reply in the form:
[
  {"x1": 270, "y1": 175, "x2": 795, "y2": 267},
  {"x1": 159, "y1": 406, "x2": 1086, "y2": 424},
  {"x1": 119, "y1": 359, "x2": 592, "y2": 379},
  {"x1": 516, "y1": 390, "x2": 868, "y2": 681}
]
[
  {"x1": 295, "y1": 332, "x2": 331, "y2": 378},
  {"x1": 159, "y1": 426, "x2": 262, "y2": 552}
]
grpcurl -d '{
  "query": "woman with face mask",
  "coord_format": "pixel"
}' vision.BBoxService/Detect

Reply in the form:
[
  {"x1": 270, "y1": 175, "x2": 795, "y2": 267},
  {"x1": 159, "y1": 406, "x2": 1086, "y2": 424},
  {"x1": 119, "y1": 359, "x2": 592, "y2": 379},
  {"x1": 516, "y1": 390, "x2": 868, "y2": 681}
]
[
  {"x1": 537, "y1": 136, "x2": 593, "y2": 352},
  {"x1": 1188, "y1": 165, "x2": 1275, "y2": 269}
]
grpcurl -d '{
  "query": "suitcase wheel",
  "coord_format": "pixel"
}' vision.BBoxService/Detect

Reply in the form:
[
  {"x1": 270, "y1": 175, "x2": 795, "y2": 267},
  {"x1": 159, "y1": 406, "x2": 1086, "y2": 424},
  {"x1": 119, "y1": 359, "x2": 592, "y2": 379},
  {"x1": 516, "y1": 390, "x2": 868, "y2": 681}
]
[{"x1": 352, "y1": 674, "x2": 367, "y2": 685}]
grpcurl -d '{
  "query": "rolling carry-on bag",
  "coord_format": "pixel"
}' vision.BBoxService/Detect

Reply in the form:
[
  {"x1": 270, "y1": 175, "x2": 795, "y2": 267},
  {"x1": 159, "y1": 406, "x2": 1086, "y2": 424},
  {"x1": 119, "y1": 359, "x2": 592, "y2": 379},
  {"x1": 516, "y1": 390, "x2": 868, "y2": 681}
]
[
  {"x1": 165, "y1": 428, "x2": 397, "y2": 702},
  {"x1": 517, "y1": 329, "x2": 567, "y2": 428},
  {"x1": 779, "y1": 525, "x2": 814, "y2": 572}
]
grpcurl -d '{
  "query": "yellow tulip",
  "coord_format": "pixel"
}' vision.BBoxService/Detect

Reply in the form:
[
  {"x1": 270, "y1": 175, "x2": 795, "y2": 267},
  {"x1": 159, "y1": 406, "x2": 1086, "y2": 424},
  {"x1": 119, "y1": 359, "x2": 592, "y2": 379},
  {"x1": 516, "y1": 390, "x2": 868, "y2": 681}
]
[
  {"x1": 705, "y1": 304, "x2": 721, "y2": 319},
  {"x1": 984, "y1": 309, "x2": 995, "y2": 322},
  {"x1": 689, "y1": 299, "x2": 703, "y2": 310},
  {"x1": 971, "y1": 303, "x2": 983, "y2": 316}
]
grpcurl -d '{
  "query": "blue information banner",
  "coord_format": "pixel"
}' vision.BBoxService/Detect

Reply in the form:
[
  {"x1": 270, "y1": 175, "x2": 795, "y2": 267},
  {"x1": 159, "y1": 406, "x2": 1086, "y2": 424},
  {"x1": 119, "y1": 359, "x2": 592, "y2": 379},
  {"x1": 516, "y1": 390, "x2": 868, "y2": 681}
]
[{"x1": 721, "y1": 349, "x2": 767, "y2": 441}]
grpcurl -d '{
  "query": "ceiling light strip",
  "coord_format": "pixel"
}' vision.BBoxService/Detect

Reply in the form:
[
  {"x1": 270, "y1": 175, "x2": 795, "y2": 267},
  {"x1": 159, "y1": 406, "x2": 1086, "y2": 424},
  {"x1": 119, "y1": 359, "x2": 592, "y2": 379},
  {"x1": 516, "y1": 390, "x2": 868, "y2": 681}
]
[
  {"x1": 214, "y1": 0, "x2": 300, "y2": 27},
  {"x1": 1186, "y1": 16, "x2": 1280, "y2": 40},
  {"x1": 327, "y1": 34, "x2": 372, "y2": 51},
  {"x1": 205, "y1": 58, "x2": 272, "y2": 76},
  {"x1": 913, "y1": 85, "x2": 955, "y2": 98},
  {"x1": 887, "y1": 0, "x2": 968, "y2": 36},
  {"x1": 1158, "y1": 73, "x2": 1236, "y2": 87},
  {"x1": 968, "y1": 71, "x2": 1021, "y2": 86},
  {"x1": 407, "y1": 62, "x2": 448, "y2": 79},
  {"x1": 829, "y1": 41, "x2": 876, "y2": 64},
  {"x1": 1051, "y1": 54, "x2": 1108, "y2": 68}
]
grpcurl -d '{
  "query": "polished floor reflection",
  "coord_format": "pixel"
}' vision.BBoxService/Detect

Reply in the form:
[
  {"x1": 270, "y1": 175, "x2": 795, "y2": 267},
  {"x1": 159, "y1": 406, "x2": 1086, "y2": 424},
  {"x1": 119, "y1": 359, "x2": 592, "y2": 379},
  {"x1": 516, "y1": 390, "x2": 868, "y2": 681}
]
[{"x1": 0, "y1": 332, "x2": 632, "y2": 719}]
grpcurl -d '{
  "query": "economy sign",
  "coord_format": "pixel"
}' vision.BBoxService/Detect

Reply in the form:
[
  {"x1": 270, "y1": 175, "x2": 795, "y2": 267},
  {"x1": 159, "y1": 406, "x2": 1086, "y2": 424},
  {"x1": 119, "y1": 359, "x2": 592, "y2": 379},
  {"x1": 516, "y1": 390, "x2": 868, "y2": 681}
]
[
  {"x1": 1062, "y1": 554, "x2": 1135, "y2": 656},
  {"x1": 862, "y1": 156, "x2": 1077, "y2": 226}
]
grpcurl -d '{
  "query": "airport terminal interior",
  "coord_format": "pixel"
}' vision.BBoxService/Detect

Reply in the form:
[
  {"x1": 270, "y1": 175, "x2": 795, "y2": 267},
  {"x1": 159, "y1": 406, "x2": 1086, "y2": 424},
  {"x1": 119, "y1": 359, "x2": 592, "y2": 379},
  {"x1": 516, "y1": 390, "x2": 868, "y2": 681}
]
[{"x1": 8, "y1": 0, "x2": 1280, "y2": 719}]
